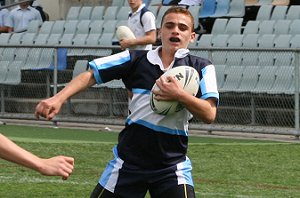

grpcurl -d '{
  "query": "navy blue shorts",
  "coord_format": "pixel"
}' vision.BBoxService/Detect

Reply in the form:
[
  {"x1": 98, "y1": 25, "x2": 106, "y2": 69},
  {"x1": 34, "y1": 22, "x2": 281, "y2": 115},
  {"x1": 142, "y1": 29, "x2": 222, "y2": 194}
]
[{"x1": 90, "y1": 146, "x2": 195, "y2": 198}]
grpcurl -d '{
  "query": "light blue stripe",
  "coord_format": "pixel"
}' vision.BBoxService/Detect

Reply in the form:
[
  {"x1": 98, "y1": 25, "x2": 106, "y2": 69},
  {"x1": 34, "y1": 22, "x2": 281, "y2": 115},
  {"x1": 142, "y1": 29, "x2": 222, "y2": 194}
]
[
  {"x1": 89, "y1": 54, "x2": 131, "y2": 84},
  {"x1": 99, "y1": 146, "x2": 118, "y2": 186},
  {"x1": 200, "y1": 67, "x2": 208, "y2": 94},
  {"x1": 99, "y1": 55, "x2": 130, "y2": 70},
  {"x1": 126, "y1": 119, "x2": 188, "y2": 136},
  {"x1": 179, "y1": 158, "x2": 194, "y2": 186},
  {"x1": 89, "y1": 61, "x2": 102, "y2": 84},
  {"x1": 132, "y1": 88, "x2": 151, "y2": 95},
  {"x1": 201, "y1": 92, "x2": 219, "y2": 106}
]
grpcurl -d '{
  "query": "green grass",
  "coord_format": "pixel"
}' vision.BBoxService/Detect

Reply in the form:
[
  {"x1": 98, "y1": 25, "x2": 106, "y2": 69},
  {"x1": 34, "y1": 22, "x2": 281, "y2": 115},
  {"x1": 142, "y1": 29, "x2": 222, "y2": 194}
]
[{"x1": 0, "y1": 124, "x2": 300, "y2": 197}]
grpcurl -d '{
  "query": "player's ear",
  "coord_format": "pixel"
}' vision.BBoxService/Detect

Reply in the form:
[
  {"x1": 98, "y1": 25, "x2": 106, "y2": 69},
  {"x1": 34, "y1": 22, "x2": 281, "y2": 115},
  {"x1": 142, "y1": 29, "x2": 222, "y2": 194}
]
[
  {"x1": 190, "y1": 32, "x2": 196, "y2": 43},
  {"x1": 157, "y1": 28, "x2": 162, "y2": 41}
]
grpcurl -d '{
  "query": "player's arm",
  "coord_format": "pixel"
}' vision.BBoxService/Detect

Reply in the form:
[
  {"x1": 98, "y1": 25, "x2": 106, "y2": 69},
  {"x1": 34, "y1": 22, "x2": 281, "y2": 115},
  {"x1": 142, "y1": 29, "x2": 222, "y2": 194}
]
[
  {"x1": 120, "y1": 30, "x2": 156, "y2": 49},
  {"x1": 153, "y1": 76, "x2": 217, "y2": 123},
  {"x1": 0, "y1": 133, "x2": 74, "y2": 179},
  {"x1": 35, "y1": 70, "x2": 96, "y2": 120}
]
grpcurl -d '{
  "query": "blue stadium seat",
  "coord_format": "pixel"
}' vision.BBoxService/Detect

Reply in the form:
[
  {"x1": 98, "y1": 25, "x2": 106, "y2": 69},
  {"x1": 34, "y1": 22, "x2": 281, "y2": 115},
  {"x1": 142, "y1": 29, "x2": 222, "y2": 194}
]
[
  {"x1": 210, "y1": 0, "x2": 230, "y2": 18},
  {"x1": 199, "y1": 0, "x2": 217, "y2": 18}
]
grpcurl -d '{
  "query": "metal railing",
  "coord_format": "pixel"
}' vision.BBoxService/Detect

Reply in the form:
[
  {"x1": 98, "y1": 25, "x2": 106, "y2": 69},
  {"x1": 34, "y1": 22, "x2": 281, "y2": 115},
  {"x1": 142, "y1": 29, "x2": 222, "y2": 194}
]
[{"x1": 1, "y1": 44, "x2": 300, "y2": 138}]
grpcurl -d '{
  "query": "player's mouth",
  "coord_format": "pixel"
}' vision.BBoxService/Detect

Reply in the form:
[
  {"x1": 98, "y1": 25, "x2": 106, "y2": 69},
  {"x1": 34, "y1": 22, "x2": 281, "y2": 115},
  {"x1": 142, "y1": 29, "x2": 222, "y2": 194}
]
[{"x1": 169, "y1": 37, "x2": 180, "y2": 43}]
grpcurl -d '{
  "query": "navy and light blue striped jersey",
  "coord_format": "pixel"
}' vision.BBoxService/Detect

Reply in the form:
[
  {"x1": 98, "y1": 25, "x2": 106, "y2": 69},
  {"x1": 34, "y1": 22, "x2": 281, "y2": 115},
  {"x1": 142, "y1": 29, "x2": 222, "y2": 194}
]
[{"x1": 89, "y1": 47, "x2": 219, "y2": 169}]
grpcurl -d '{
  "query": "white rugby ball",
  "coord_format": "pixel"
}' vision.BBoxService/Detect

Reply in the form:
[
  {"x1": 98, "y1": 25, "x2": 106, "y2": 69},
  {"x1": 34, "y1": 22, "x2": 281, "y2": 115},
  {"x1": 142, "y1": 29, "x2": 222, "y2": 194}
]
[
  {"x1": 150, "y1": 66, "x2": 200, "y2": 115},
  {"x1": 116, "y1": 26, "x2": 136, "y2": 40}
]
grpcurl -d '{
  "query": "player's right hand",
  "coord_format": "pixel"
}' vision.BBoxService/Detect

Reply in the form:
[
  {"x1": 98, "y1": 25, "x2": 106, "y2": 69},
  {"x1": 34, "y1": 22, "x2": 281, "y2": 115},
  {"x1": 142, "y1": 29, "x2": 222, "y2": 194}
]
[{"x1": 35, "y1": 98, "x2": 62, "y2": 120}]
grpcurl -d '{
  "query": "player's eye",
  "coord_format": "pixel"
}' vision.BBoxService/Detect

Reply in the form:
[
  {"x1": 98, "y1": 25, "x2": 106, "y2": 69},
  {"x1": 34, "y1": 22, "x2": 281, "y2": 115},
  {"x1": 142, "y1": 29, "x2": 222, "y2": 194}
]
[
  {"x1": 178, "y1": 24, "x2": 189, "y2": 31},
  {"x1": 165, "y1": 22, "x2": 175, "y2": 29}
]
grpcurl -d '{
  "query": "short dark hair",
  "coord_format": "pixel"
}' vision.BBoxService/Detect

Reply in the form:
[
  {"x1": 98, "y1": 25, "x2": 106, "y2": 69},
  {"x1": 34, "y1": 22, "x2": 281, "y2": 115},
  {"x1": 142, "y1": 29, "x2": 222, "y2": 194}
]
[{"x1": 161, "y1": 6, "x2": 195, "y2": 31}]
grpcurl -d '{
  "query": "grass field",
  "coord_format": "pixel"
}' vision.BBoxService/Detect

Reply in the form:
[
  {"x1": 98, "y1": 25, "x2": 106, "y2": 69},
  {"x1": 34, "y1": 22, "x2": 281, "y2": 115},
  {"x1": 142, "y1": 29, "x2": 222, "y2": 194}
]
[{"x1": 0, "y1": 124, "x2": 300, "y2": 197}]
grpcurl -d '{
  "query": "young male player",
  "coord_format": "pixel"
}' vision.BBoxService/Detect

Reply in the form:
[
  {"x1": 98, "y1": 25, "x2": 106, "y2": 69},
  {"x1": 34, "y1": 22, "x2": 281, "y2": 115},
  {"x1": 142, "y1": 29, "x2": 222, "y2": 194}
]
[
  {"x1": 35, "y1": 6, "x2": 219, "y2": 197},
  {"x1": 119, "y1": 0, "x2": 156, "y2": 50}
]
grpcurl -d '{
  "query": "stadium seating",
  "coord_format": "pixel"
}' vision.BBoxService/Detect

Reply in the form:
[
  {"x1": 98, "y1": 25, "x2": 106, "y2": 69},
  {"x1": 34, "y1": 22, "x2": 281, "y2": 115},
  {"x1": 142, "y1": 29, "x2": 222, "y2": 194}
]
[
  {"x1": 103, "y1": 6, "x2": 119, "y2": 21},
  {"x1": 226, "y1": 0, "x2": 245, "y2": 18},
  {"x1": 285, "y1": 5, "x2": 300, "y2": 20},
  {"x1": 289, "y1": 19, "x2": 300, "y2": 35},
  {"x1": 34, "y1": 21, "x2": 54, "y2": 45},
  {"x1": 219, "y1": 65, "x2": 244, "y2": 92},
  {"x1": 273, "y1": 19, "x2": 291, "y2": 35},
  {"x1": 90, "y1": 6, "x2": 105, "y2": 21},
  {"x1": 236, "y1": 66, "x2": 260, "y2": 92},
  {"x1": 66, "y1": 6, "x2": 81, "y2": 20},
  {"x1": 270, "y1": 5, "x2": 288, "y2": 20},
  {"x1": 78, "y1": 6, "x2": 93, "y2": 20},
  {"x1": 210, "y1": 0, "x2": 230, "y2": 18},
  {"x1": 199, "y1": 0, "x2": 217, "y2": 18},
  {"x1": 243, "y1": 20, "x2": 260, "y2": 34},
  {"x1": 0, "y1": 61, "x2": 10, "y2": 83},
  {"x1": 3, "y1": 61, "x2": 22, "y2": 85},
  {"x1": 268, "y1": 66, "x2": 294, "y2": 94},
  {"x1": 224, "y1": 18, "x2": 243, "y2": 34},
  {"x1": 211, "y1": 18, "x2": 228, "y2": 35},
  {"x1": 252, "y1": 66, "x2": 277, "y2": 93},
  {"x1": 255, "y1": 5, "x2": 273, "y2": 21}
]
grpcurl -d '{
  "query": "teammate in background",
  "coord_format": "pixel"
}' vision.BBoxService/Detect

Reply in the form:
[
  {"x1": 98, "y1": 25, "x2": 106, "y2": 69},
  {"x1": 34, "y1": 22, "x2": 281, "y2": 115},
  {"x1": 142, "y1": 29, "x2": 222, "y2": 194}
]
[
  {"x1": 7, "y1": 1, "x2": 43, "y2": 33},
  {"x1": 0, "y1": 133, "x2": 74, "y2": 180},
  {"x1": 35, "y1": 7, "x2": 218, "y2": 197},
  {"x1": 30, "y1": 0, "x2": 49, "y2": 22},
  {"x1": 120, "y1": 0, "x2": 157, "y2": 50},
  {"x1": 0, "y1": 8, "x2": 10, "y2": 33}
]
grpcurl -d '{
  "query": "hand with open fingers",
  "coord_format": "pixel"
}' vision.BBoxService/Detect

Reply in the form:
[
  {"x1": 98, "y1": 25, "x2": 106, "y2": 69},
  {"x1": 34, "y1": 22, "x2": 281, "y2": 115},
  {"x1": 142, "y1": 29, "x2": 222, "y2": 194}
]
[
  {"x1": 35, "y1": 97, "x2": 63, "y2": 120},
  {"x1": 152, "y1": 76, "x2": 184, "y2": 101},
  {"x1": 38, "y1": 156, "x2": 74, "y2": 180}
]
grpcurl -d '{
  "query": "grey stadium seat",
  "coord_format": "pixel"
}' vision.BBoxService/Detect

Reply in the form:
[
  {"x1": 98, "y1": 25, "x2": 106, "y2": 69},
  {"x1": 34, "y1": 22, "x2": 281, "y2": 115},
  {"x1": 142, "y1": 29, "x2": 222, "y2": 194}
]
[
  {"x1": 270, "y1": 5, "x2": 288, "y2": 20},
  {"x1": 252, "y1": 66, "x2": 277, "y2": 93},
  {"x1": 78, "y1": 6, "x2": 93, "y2": 20},
  {"x1": 268, "y1": 66, "x2": 294, "y2": 94},
  {"x1": 90, "y1": 6, "x2": 105, "y2": 21},
  {"x1": 225, "y1": 0, "x2": 245, "y2": 17},
  {"x1": 243, "y1": 20, "x2": 260, "y2": 34},
  {"x1": 219, "y1": 65, "x2": 244, "y2": 92},
  {"x1": 66, "y1": 6, "x2": 81, "y2": 20},
  {"x1": 236, "y1": 66, "x2": 260, "y2": 92}
]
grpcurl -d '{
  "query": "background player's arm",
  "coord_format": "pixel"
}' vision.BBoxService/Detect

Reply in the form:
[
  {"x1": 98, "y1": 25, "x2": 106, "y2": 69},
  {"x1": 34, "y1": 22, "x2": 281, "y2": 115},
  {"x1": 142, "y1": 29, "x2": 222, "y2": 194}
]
[
  {"x1": 0, "y1": 133, "x2": 74, "y2": 179},
  {"x1": 120, "y1": 30, "x2": 156, "y2": 49}
]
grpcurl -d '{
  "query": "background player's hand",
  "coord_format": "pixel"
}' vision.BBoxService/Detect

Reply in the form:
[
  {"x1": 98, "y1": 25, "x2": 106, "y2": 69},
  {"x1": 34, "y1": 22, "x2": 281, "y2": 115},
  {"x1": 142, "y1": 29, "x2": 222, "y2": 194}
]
[
  {"x1": 35, "y1": 97, "x2": 63, "y2": 120},
  {"x1": 119, "y1": 39, "x2": 134, "y2": 50},
  {"x1": 153, "y1": 76, "x2": 184, "y2": 101}
]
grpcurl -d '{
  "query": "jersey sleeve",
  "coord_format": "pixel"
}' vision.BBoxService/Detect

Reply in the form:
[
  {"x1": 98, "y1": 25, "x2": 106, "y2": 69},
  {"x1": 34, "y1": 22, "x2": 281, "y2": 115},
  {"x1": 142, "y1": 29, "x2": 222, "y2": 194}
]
[
  {"x1": 142, "y1": 11, "x2": 156, "y2": 33},
  {"x1": 89, "y1": 50, "x2": 132, "y2": 84}
]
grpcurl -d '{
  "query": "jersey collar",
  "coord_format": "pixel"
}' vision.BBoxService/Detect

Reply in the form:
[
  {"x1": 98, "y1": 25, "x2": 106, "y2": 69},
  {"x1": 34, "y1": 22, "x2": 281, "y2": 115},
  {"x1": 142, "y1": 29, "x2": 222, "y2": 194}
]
[{"x1": 147, "y1": 46, "x2": 190, "y2": 71}]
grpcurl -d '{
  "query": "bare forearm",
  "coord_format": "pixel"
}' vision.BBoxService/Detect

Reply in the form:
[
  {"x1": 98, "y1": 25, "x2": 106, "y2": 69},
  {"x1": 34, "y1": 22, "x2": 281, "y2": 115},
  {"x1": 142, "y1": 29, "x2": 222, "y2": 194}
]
[
  {"x1": 0, "y1": 134, "x2": 43, "y2": 171},
  {"x1": 177, "y1": 91, "x2": 217, "y2": 123},
  {"x1": 132, "y1": 30, "x2": 157, "y2": 46},
  {"x1": 56, "y1": 70, "x2": 96, "y2": 102}
]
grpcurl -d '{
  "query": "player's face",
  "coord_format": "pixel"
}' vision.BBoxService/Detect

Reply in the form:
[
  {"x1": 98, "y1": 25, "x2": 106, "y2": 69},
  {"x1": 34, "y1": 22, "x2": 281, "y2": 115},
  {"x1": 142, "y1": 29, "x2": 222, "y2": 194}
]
[
  {"x1": 160, "y1": 13, "x2": 195, "y2": 52},
  {"x1": 128, "y1": 0, "x2": 142, "y2": 12}
]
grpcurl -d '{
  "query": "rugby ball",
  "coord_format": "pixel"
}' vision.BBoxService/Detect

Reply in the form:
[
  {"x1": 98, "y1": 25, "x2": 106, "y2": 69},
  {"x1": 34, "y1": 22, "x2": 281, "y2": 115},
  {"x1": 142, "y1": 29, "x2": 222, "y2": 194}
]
[
  {"x1": 116, "y1": 26, "x2": 136, "y2": 40},
  {"x1": 150, "y1": 66, "x2": 200, "y2": 115}
]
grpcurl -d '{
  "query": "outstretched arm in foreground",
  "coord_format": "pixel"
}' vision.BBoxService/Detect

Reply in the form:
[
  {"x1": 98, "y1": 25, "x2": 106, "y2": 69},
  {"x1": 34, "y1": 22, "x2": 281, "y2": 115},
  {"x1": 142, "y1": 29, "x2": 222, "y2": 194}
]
[{"x1": 0, "y1": 133, "x2": 74, "y2": 179}]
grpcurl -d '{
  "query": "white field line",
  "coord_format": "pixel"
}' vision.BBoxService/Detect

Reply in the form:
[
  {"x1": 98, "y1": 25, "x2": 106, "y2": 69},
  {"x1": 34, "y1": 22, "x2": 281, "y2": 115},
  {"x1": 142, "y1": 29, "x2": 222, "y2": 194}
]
[
  {"x1": 0, "y1": 176, "x2": 94, "y2": 185},
  {"x1": 8, "y1": 137, "x2": 293, "y2": 145}
]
